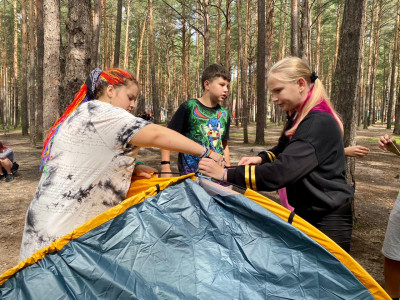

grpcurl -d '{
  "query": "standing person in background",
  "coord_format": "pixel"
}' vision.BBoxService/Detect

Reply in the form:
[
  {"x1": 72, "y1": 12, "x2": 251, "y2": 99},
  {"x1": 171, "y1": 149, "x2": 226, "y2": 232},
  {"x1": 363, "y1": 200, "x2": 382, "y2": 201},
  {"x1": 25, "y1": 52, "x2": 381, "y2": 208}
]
[
  {"x1": 378, "y1": 134, "x2": 400, "y2": 300},
  {"x1": 19, "y1": 68, "x2": 223, "y2": 261},
  {"x1": 0, "y1": 141, "x2": 18, "y2": 182},
  {"x1": 160, "y1": 64, "x2": 231, "y2": 177},
  {"x1": 199, "y1": 57, "x2": 354, "y2": 252}
]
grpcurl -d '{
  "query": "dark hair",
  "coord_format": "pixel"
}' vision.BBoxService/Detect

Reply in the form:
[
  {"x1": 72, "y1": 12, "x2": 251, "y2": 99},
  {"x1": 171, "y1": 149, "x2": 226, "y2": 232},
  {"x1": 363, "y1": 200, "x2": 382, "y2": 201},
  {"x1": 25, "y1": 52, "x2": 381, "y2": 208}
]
[{"x1": 201, "y1": 64, "x2": 231, "y2": 90}]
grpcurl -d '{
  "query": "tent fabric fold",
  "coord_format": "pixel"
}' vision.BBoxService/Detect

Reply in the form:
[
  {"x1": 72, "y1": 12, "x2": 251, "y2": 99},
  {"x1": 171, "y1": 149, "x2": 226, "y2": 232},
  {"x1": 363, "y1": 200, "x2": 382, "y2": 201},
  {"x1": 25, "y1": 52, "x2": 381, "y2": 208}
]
[{"x1": 0, "y1": 176, "x2": 390, "y2": 299}]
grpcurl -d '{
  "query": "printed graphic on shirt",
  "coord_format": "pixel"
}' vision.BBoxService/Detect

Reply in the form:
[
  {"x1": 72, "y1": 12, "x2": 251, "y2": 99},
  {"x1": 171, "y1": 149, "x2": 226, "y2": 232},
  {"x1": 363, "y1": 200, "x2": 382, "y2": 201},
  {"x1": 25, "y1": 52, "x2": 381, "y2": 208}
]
[{"x1": 180, "y1": 100, "x2": 229, "y2": 174}]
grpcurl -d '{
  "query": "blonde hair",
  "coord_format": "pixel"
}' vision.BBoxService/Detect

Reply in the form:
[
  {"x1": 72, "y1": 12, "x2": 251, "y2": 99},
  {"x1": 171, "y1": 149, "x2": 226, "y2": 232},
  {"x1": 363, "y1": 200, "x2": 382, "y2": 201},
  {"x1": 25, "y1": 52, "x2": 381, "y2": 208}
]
[{"x1": 268, "y1": 57, "x2": 343, "y2": 137}]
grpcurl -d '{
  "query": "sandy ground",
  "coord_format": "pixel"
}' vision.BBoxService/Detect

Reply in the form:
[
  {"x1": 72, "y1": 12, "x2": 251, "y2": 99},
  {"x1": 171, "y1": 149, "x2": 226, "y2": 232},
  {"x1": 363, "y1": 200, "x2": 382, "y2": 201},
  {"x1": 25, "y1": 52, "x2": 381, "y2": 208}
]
[{"x1": 0, "y1": 123, "x2": 398, "y2": 289}]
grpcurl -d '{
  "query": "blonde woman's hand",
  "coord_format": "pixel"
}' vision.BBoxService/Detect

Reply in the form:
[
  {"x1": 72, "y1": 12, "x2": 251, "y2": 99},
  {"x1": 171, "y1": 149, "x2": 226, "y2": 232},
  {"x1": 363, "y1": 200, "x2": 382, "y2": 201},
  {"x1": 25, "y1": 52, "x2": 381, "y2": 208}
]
[
  {"x1": 198, "y1": 158, "x2": 225, "y2": 180},
  {"x1": 134, "y1": 164, "x2": 158, "y2": 179},
  {"x1": 238, "y1": 156, "x2": 262, "y2": 166}
]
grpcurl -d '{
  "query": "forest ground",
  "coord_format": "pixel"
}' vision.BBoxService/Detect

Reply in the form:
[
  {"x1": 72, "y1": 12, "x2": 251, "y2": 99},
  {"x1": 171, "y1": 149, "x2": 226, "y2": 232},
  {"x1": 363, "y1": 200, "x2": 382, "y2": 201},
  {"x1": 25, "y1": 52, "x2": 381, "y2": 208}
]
[{"x1": 0, "y1": 122, "x2": 397, "y2": 288}]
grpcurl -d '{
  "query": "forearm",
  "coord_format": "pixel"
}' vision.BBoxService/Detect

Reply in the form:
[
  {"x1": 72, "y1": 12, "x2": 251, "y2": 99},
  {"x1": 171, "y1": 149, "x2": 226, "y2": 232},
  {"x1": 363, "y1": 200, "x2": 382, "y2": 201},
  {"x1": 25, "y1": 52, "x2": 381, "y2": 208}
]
[
  {"x1": 223, "y1": 143, "x2": 231, "y2": 166},
  {"x1": 227, "y1": 141, "x2": 318, "y2": 191},
  {"x1": 160, "y1": 149, "x2": 172, "y2": 172},
  {"x1": 131, "y1": 124, "x2": 204, "y2": 156}
]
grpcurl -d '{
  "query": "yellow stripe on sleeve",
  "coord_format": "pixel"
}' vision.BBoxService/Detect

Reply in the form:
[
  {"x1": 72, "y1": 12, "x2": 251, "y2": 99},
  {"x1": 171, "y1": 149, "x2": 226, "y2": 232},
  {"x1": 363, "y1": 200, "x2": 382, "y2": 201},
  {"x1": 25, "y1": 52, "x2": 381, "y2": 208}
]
[
  {"x1": 245, "y1": 165, "x2": 251, "y2": 189},
  {"x1": 251, "y1": 165, "x2": 257, "y2": 191}
]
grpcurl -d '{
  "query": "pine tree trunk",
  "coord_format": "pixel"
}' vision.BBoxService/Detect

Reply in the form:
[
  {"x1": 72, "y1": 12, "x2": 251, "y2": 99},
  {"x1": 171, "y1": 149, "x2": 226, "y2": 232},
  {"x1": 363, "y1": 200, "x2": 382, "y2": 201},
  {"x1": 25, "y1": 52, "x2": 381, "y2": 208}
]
[
  {"x1": 149, "y1": 0, "x2": 160, "y2": 123},
  {"x1": 290, "y1": 0, "x2": 299, "y2": 57},
  {"x1": 237, "y1": 0, "x2": 249, "y2": 143},
  {"x1": 333, "y1": 4, "x2": 342, "y2": 73},
  {"x1": 300, "y1": 0, "x2": 310, "y2": 63},
  {"x1": 279, "y1": 0, "x2": 287, "y2": 59},
  {"x1": 255, "y1": 0, "x2": 266, "y2": 144},
  {"x1": 364, "y1": 0, "x2": 375, "y2": 129},
  {"x1": 36, "y1": 0, "x2": 44, "y2": 140},
  {"x1": 315, "y1": 0, "x2": 321, "y2": 74},
  {"x1": 123, "y1": 0, "x2": 131, "y2": 70},
  {"x1": 224, "y1": 0, "x2": 232, "y2": 111},
  {"x1": 331, "y1": 0, "x2": 366, "y2": 187},
  {"x1": 91, "y1": 0, "x2": 102, "y2": 69},
  {"x1": 371, "y1": 0, "x2": 382, "y2": 125},
  {"x1": 43, "y1": 0, "x2": 61, "y2": 135},
  {"x1": 29, "y1": 0, "x2": 37, "y2": 146},
  {"x1": 216, "y1": 0, "x2": 222, "y2": 63},
  {"x1": 63, "y1": 0, "x2": 91, "y2": 110},
  {"x1": 387, "y1": 0, "x2": 400, "y2": 129},
  {"x1": 13, "y1": 0, "x2": 19, "y2": 128},
  {"x1": 102, "y1": 0, "x2": 109, "y2": 69},
  {"x1": 202, "y1": 0, "x2": 210, "y2": 68},
  {"x1": 113, "y1": 0, "x2": 123, "y2": 67},
  {"x1": 21, "y1": 0, "x2": 29, "y2": 135}
]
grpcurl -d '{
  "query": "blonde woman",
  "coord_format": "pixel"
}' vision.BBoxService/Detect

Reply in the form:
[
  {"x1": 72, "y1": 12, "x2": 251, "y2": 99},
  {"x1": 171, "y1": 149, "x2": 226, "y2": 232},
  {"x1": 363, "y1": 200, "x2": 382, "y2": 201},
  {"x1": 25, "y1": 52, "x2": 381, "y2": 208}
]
[{"x1": 199, "y1": 57, "x2": 354, "y2": 252}]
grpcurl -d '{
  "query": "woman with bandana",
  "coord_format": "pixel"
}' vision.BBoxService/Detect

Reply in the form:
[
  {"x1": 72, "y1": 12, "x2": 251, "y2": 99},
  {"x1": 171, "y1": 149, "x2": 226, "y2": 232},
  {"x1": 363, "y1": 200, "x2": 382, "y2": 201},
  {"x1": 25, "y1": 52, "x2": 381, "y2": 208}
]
[{"x1": 19, "y1": 68, "x2": 223, "y2": 261}]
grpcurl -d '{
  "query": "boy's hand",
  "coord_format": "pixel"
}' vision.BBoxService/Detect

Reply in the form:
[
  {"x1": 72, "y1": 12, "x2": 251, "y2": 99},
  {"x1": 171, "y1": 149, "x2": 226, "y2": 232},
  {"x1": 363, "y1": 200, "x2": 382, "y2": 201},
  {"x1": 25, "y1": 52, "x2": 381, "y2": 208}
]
[
  {"x1": 209, "y1": 151, "x2": 225, "y2": 167},
  {"x1": 238, "y1": 156, "x2": 262, "y2": 166},
  {"x1": 160, "y1": 164, "x2": 173, "y2": 178},
  {"x1": 134, "y1": 164, "x2": 158, "y2": 179}
]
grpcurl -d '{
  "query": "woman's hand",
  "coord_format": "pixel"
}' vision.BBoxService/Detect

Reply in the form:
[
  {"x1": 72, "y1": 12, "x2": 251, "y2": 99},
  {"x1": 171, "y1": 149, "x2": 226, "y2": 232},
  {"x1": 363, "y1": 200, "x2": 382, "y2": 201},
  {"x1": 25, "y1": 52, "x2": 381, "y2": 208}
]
[
  {"x1": 344, "y1": 146, "x2": 370, "y2": 158},
  {"x1": 238, "y1": 156, "x2": 262, "y2": 166},
  {"x1": 198, "y1": 158, "x2": 225, "y2": 180},
  {"x1": 134, "y1": 164, "x2": 158, "y2": 178}
]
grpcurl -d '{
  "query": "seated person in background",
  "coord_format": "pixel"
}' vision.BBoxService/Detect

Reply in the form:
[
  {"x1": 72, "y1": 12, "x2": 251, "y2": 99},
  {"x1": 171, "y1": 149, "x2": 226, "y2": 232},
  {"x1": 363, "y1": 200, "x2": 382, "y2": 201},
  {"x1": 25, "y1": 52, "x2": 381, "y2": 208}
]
[{"x1": 0, "y1": 141, "x2": 18, "y2": 182}]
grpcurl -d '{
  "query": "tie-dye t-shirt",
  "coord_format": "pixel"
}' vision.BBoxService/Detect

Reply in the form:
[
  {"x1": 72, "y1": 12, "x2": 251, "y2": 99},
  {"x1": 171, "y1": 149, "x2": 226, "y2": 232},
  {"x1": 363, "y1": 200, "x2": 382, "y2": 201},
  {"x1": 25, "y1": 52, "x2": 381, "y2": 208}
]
[{"x1": 19, "y1": 101, "x2": 149, "y2": 261}]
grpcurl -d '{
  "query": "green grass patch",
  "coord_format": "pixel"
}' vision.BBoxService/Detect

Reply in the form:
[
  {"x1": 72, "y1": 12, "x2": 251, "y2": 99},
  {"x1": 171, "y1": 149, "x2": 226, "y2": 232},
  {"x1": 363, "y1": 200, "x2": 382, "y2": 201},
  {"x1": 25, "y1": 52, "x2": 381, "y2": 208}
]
[{"x1": 365, "y1": 137, "x2": 400, "y2": 143}]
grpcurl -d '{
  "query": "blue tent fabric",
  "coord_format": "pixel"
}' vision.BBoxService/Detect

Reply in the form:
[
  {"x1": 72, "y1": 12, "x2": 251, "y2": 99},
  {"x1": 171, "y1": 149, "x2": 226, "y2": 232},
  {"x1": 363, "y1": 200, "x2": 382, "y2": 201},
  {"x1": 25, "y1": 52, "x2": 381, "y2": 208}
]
[{"x1": 1, "y1": 179, "x2": 374, "y2": 299}]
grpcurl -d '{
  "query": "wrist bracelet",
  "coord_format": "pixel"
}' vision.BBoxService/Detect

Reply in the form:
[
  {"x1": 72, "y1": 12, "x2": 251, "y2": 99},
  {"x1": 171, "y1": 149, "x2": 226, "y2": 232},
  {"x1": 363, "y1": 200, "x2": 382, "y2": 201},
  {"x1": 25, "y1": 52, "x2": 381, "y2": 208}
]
[
  {"x1": 135, "y1": 161, "x2": 145, "y2": 166},
  {"x1": 161, "y1": 161, "x2": 170, "y2": 165},
  {"x1": 222, "y1": 168, "x2": 228, "y2": 181}
]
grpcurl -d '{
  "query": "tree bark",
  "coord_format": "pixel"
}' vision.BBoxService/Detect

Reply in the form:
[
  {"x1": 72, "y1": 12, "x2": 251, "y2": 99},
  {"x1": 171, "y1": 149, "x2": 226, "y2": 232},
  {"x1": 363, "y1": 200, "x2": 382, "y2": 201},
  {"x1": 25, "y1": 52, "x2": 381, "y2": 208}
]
[
  {"x1": 333, "y1": 3, "x2": 342, "y2": 74},
  {"x1": 91, "y1": 0, "x2": 102, "y2": 69},
  {"x1": 63, "y1": 0, "x2": 92, "y2": 110},
  {"x1": 123, "y1": 0, "x2": 131, "y2": 70},
  {"x1": 36, "y1": 0, "x2": 44, "y2": 140},
  {"x1": 29, "y1": 0, "x2": 37, "y2": 146},
  {"x1": 224, "y1": 0, "x2": 232, "y2": 111},
  {"x1": 279, "y1": 0, "x2": 287, "y2": 59},
  {"x1": 290, "y1": 0, "x2": 299, "y2": 57},
  {"x1": 13, "y1": 0, "x2": 19, "y2": 128},
  {"x1": 113, "y1": 0, "x2": 123, "y2": 67},
  {"x1": 21, "y1": 0, "x2": 29, "y2": 135},
  {"x1": 331, "y1": 0, "x2": 366, "y2": 187},
  {"x1": 387, "y1": 0, "x2": 400, "y2": 129},
  {"x1": 102, "y1": 0, "x2": 109, "y2": 69},
  {"x1": 364, "y1": 0, "x2": 375, "y2": 129},
  {"x1": 216, "y1": 0, "x2": 222, "y2": 63},
  {"x1": 370, "y1": 0, "x2": 382, "y2": 125},
  {"x1": 149, "y1": 0, "x2": 160, "y2": 123},
  {"x1": 43, "y1": 0, "x2": 61, "y2": 135},
  {"x1": 255, "y1": 0, "x2": 266, "y2": 144}
]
